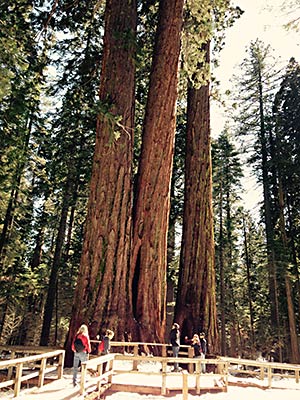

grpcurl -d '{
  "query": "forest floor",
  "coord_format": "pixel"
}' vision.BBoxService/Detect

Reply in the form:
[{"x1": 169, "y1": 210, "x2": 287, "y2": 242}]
[{"x1": 1, "y1": 361, "x2": 300, "y2": 399}]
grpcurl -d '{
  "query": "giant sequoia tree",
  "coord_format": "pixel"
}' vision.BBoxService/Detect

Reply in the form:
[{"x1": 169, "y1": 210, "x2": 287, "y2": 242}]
[
  {"x1": 131, "y1": 0, "x2": 185, "y2": 343},
  {"x1": 65, "y1": 0, "x2": 137, "y2": 361},
  {"x1": 174, "y1": 41, "x2": 219, "y2": 353}
]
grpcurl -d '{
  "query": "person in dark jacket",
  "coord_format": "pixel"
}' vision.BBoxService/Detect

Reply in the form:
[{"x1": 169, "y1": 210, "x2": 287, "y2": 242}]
[
  {"x1": 169, "y1": 323, "x2": 180, "y2": 371},
  {"x1": 72, "y1": 324, "x2": 91, "y2": 387},
  {"x1": 199, "y1": 332, "x2": 207, "y2": 373},
  {"x1": 191, "y1": 334, "x2": 202, "y2": 358},
  {"x1": 103, "y1": 329, "x2": 114, "y2": 354}
]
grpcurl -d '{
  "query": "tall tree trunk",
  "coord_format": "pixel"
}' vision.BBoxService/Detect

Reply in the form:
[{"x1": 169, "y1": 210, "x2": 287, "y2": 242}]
[
  {"x1": 65, "y1": 0, "x2": 137, "y2": 365},
  {"x1": 174, "y1": 43, "x2": 219, "y2": 353},
  {"x1": 131, "y1": 0, "x2": 185, "y2": 343},
  {"x1": 242, "y1": 216, "x2": 255, "y2": 349},
  {"x1": 277, "y1": 179, "x2": 300, "y2": 363},
  {"x1": 40, "y1": 168, "x2": 75, "y2": 346},
  {"x1": 218, "y1": 183, "x2": 226, "y2": 355},
  {"x1": 257, "y1": 69, "x2": 281, "y2": 359},
  {"x1": 0, "y1": 113, "x2": 32, "y2": 264}
]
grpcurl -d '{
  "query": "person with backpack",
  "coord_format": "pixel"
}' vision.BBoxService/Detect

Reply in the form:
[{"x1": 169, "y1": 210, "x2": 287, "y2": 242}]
[{"x1": 72, "y1": 324, "x2": 91, "y2": 387}]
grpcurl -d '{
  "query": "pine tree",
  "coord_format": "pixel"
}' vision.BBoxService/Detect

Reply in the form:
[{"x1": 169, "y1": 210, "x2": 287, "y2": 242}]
[
  {"x1": 272, "y1": 57, "x2": 300, "y2": 362},
  {"x1": 232, "y1": 39, "x2": 284, "y2": 359},
  {"x1": 212, "y1": 130, "x2": 243, "y2": 355}
]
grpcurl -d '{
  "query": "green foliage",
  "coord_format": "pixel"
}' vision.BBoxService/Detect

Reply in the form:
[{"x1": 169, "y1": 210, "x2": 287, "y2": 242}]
[
  {"x1": 0, "y1": 1, "x2": 32, "y2": 101},
  {"x1": 182, "y1": 0, "x2": 243, "y2": 88}
]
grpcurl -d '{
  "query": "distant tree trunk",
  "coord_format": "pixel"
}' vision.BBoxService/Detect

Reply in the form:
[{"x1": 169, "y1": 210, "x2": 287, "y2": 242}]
[
  {"x1": 218, "y1": 181, "x2": 227, "y2": 355},
  {"x1": 277, "y1": 179, "x2": 300, "y2": 363},
  {"x1": 0, "y1": 187, "x2": 19, "y2": 263},
  {"x1": 0, "y1": 117, "x2": 32, "y2": 264},
  {"x1": 40, "y1": 168, "x2": 75, "y2": 346},
  {"x1": 131, "y1": 0, "x2": 184, "y2": 343},
  {"x1": 256, "y1": 67, "x2": 281, "y2": 360},
  {"x1": 65, "y1": 0, "x2": 137, "y2": 365},
  {"x1": 242, "y1": 216, "x2": 255, "y2": 349},
  {"x1": 174, "y1": 43, "x2": 219, "y2": 354}
]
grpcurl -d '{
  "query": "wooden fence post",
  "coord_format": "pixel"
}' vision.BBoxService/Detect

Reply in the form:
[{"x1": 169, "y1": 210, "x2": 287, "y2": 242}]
[
  {"x1": 296, "y1": 369, "x2": 299, "y2": 383},
  {"x1": 14, "y1": 362, "x2": 23, "y2": 398},
  {"x1": 38, "y1": 358, "x2": 47, "y2": 387},
  {"x1": 133, "y1": 345, "x2": 138, "y2": 371},
  {"x1": 57, "y1": 352, "x2": 64, "y2": 379},
  {"x1": 260, "y1": 365, "x2": 264, "y2": 380},
  {"x1": 80, "y1": 363, "x2": 87, "y2": 395},
  {"x1": 188, "y1": 347, "x2": 194, "y2": 373},
  {"x1": 267, "y1": 366, "x2": 272, "y2": 388},
  {"x1": 97, "y1": 363, "x2": 104, "y2": 391},
  {"x1": 161, "y1": 359, "x2": 167, "y2": 395},
  {"x1": 182, "y1": 370, "x2": 188, "y2": 400},
  {"x1": 195, "y1": 359, "x2": 201, "y2": 394},
  {"x1": 7, "y1": 351, "x2": 15, "y2": 380}
]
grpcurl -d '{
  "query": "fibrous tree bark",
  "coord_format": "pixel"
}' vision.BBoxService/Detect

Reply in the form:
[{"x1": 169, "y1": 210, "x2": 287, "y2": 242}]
[
  {"x1": 131, "y1": 0, "x2": 185, "y2": 343},
  {"x1": 174, "y1": 43, "x2": 219, "y2": 354},
  {"x1": 65, "y1": 0, "x2": 137, "y2": 364}
]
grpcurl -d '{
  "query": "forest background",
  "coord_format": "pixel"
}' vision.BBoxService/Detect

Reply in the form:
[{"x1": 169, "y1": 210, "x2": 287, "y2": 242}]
[{"x1": 0, "y1": 0, "x2": 300, "y2": 367}]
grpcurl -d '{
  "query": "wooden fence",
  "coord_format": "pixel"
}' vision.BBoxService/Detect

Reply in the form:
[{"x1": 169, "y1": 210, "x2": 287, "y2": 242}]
[
  {"x1": 113, "y1": 353, "x2": 228, "y2": 397},
  {"x1": 1, "y1": 342, "x2": 300, "y2": 399},
  {"x1": 79, "y1": 353, "x2": 115, "y2": 396},
  {"x1": 221, "y1": 356, "x2": 300, "y2": 388},
  {"x1": 0, "y1": 347, "x2": 65, "y2": 398}
]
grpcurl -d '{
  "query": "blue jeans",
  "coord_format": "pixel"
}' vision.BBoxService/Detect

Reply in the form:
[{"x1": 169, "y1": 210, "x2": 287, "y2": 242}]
[
  {"x1": 172, "y1": 346, "x2": 180, "y2": 370},
  {"x1": 73, "y1": 351, "x2": 88, "y2": 385}
]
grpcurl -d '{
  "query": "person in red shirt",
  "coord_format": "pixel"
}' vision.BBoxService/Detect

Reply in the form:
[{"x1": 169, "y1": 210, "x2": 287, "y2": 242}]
[{"x1": 72, "y1": 324, "x2": 91, "y2": 387}]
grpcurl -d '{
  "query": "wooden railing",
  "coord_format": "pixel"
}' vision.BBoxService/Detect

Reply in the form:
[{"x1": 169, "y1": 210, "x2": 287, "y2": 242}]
[
  {"x1": 88, "y1": 346, "x2": 228, "y2": 399},
  {"x1": 1, "y1": 343, "x2": 299, "y2": 399},
  {"x1": 0, "y1": 348, "x2": 65, "y2": 398},
  {"x1": 113, "y1": 353, "x2": 228, "y2": 398},
  {"x1": 221, "y1": 356, "x2": 300, "y2": 388},
  {"x1": 80, "y1": 353, "x2": 115, "y2": 396},
  {"x1": 91, "y1": 340, "x2": 194, "y2": 370}
]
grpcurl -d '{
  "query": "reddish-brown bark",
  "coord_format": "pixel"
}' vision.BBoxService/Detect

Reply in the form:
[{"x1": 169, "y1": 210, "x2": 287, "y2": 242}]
[
  {"x1": 131, "y1": 0, "x2": 185, "y2": 343},
  {"x1": 65, "y1": 0, "x2": 137, "y2": 365},
  {"x1": 174, "y1": 43, "x2": 219, "y2": 354}
]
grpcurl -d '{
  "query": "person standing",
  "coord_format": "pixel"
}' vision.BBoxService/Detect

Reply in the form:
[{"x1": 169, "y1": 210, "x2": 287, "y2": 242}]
[
  {"x1": 170, "y1": 323, "x2": 180, "y2": 372},
  {"x1": 199, "y1": 332, "x2": 207, "y2": 373},
  {"x1": 191, "y1": 334, "x2": 202, "y2": 358},
  {"x1": 72, "y1": 324, "x2": 91, "y2": 387},
  {"x1": 103, "y1": 329, "x2": 115, "y2": 354}
]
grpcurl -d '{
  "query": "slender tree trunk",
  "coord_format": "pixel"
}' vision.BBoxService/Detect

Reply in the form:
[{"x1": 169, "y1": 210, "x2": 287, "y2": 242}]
[
  {"x1": 0, "y1": 187, "x2": 19, "y2": 262},
  {"x1": 219, "y1": 188, "x2": 226, "y2": 355},
  {"x1": 0, "y1": 103, "x2": 34, "y2": 263},
  {"x1": 257, "y1": 69, "x2": 281, "y2": 359},
  {"x1": 40, "y1": 168, "x2": 75, "y2": 346},
  {"x1": 277, "y1": 179, "x2": 300, "y2": 363},
  {"x1": 242, "y1": 216, "x2": 255, "y2": 348},
  {"x1": 65, "y1": 0, "x2": 137, "y2": 366},
  {"x1": 174, "y1": 42, "x2": 219, "y2": 353},
  {"x1": 131, "y1": 0, "x2": 185, "y2": 343}
]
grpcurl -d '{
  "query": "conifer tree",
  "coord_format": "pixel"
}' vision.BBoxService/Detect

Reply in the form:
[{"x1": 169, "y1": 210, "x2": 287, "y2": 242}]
[
  {"x1": 212, "y1": 130, "x2": 243, "y2": 355},
  {"x1": 65, "y1": 0, "x2": 137, "y2": 362}
]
